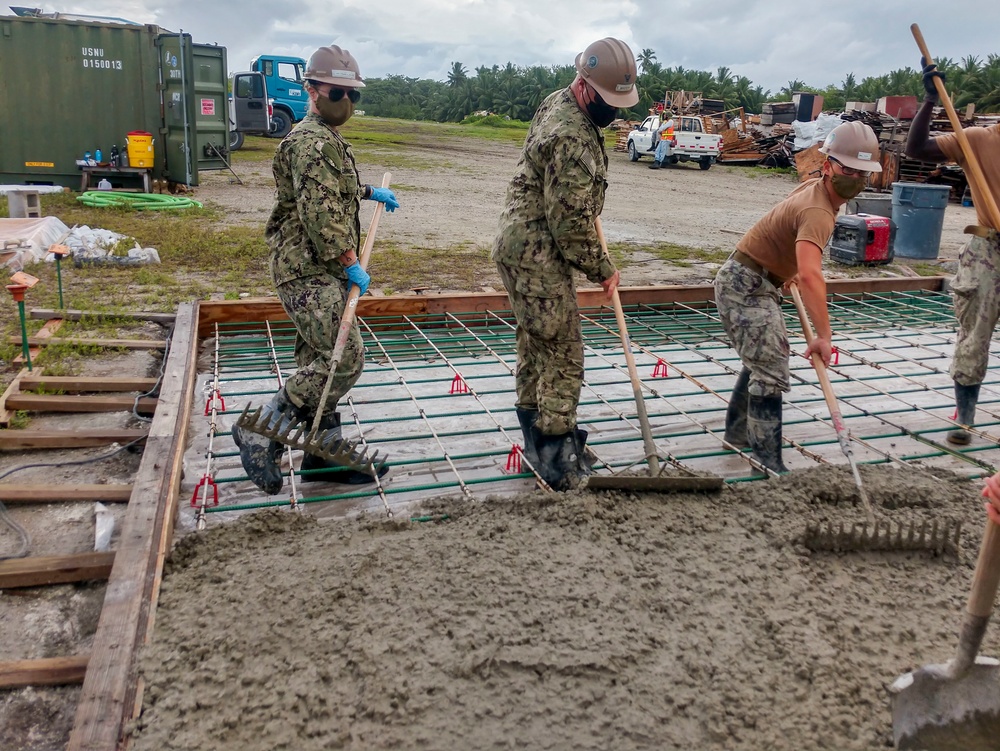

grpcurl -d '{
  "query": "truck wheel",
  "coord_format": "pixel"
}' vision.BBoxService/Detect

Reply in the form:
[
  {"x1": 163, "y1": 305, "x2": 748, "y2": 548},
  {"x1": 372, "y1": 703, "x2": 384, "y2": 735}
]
[
  {"x1": 699, "y1": 157, "x2": 712, "y2": 171},
  {"x1": 628, "y1": 141, "x2": 640, "y2": 162},
  {"x1": 269, "y1": 110, "x2": 293, "y2": 139},
  {"x1": 229, "y1": 130, "x2": 245, "y2": 151}
]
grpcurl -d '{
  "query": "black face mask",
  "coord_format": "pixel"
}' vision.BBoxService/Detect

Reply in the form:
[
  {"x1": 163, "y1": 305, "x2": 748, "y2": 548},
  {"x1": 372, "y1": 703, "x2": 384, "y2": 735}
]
[{"x1": 586, "y1": 90, "x2": 618, "y2": 128}]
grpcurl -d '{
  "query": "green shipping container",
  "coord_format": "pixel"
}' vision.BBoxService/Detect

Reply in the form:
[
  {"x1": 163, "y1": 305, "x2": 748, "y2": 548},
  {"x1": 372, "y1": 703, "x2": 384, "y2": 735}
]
[{"x1": 0, "y1": 16, "x2": 229, "y2": 188}]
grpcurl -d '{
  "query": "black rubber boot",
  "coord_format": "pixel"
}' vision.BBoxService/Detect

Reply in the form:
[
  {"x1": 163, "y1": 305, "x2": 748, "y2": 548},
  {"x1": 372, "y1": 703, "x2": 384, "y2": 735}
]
[
  {"x1": 947, "y1": 382, "x2": 981, "y2": 446},
  {"x1": 530, "y1": 427, "x2": 591, "y2": 491},
  {"x1": 299, "y1": 411, "x2": 389, "y2": 484},
  {"x1": 724, "y1": 367, "x2": 751, "y2": 448},
  {"x1": 516, "y1": 407, "x2": 541, "y2": 468},
  {"x1": 648, "y1": 160, "x2": 661, "y2": 170},
  {"x1": 232, "y1": 387, "x2": 302, "y2": 494},
  {"x1": 747, "y1": 394, "x2": 789, "y2": 475}
]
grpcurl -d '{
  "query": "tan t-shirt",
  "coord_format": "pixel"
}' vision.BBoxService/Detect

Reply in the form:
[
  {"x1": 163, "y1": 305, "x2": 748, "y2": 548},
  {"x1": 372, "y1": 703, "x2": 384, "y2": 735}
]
[
  {"x1": 736, "y1": 177, "x2": 837, "y2": 281},
  {"x1": 936, "y1": 124, "x2": 1000, "y2": 230}
]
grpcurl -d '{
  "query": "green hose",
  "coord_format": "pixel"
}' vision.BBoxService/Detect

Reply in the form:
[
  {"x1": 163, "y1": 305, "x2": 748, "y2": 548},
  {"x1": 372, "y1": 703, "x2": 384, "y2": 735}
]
[{"x1": 76, "y1": 191, "x2": 203, "y2": 210}]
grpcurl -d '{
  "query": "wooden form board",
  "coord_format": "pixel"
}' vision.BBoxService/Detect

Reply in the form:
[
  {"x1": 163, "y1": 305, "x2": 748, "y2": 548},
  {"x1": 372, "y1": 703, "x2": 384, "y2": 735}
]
[
  {"x1": 0, "y1": 552, "x2": 115, "y2": 589},
  {"x1": 0, "y1": 485, "x2": 133, "y2": 503},
  {"x1": 9, "y1": 336, "x2": 166, "y2": 351},
  {"x1": 19, "y1": 375, "x2": 160, "y2": 393},
  {"x1": 68, "y1": 302, "x2": 198, "y2": 751},
  {"x1": 0, "y1": 655, "x2": 89, "y2": 689},
  {"x1": 0, "y1": 429, "x2": 148, "y2": 450},
  {"x1": 4, "y1": 394, "x2": 157, "y2": 414},
  {"x1": 195, "y1": 278, "x2": 947, "y2": 338}
]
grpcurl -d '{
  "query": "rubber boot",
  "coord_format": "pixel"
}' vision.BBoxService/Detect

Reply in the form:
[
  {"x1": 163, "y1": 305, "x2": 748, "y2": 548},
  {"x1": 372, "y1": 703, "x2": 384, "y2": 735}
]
[
  {"x1": 530, "y1": 427, "x2": 590, "y2": 491},
  {"x1": 947, "y1": 382, "x2": 981, "y2": 446},
  {"x1": 300, "y1": 411, "x2": 389, "y2": 484},
  {"x1": 516, "y1": 407, "x2": 541, "y2": 468},
  {"x1": 648, "y1": 160, "x2": 661, "y2": 170},
  {"x1": 724, "y1": 367, "x2": 751, "y2": 449},
  {"x1": 747, "y1": 394, "x2": 788, "y2": 475},
  {"x1": 232, "y1": 387, "x2": 302, "y2": 494}
]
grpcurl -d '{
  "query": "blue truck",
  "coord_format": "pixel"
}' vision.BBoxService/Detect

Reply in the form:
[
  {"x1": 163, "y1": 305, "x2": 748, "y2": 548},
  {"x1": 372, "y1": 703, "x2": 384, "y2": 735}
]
[{"x1": 249, "y1": 54, "x2": 308, "y2": 137}]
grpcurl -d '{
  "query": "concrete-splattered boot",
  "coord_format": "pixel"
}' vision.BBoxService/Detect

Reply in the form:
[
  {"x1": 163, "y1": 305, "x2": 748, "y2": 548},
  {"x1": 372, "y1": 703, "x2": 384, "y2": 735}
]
[
  {"x1": 724, "y1": 367, "x2": 751, "y2": 449},
  {"x1": 232, "y1": 387, "x2": 302, "y2": 494},
  {"x1": 530, "y1": 427, "x2": 591, "y2": 491},
  {"x1": 515, "y1": 407, "x2": 541, "y2": 468},
  {"x1": 947, "y1": 382, "x2": 981, "y2": 446},
  {"x1": 747, "y1": 394, "x2": 789, "y2": 475},
  {"x1": 299, "y1": 411, "x2": 389, "y2": 484}
]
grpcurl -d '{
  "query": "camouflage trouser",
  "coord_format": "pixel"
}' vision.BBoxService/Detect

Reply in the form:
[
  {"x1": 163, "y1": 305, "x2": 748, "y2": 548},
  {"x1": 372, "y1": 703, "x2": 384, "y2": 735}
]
[
  {"x1": 713, "y1": 257, "x2": 790, "y2": 398},
  {"x1": 276, "y1": 274, "x2": 364, "y2": 413},
  {"x1": 496, "y1": 262, "x2": 583, "y2": 435},
  {"x1": 951, "y1": 233, "x2": 1000, "y2": 385}
]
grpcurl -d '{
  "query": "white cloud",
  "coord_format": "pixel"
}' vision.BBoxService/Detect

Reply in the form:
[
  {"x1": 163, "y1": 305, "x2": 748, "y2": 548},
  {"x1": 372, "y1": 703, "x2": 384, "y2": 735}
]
[{"x1": 18, "y1": 1, "x2": 998, "y2": 94}]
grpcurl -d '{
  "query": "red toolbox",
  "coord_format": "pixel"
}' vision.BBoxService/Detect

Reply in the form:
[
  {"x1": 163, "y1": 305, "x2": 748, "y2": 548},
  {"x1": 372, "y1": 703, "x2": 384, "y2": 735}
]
[{"x1": 828, "y1": 214, "x2": 896, "y2": 265}]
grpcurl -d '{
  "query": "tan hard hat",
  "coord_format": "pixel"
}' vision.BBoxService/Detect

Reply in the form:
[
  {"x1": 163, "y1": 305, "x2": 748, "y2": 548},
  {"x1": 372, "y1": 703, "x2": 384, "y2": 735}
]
[
  {"x1": 304, "y1": 45, "x2": 365, "y2": 88},
  {"x1": 819, "y1": 121, "x2": 882, "y2": 172},
  {"x1": 574, "y1": 38, "x2": 639, "y2": 108}
]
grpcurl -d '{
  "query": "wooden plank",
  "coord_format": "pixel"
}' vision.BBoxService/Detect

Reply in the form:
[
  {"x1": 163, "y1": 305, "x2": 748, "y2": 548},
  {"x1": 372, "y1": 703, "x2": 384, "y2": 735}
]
[
  {"x1": 195, "y1": 278, "x2": 947, "y2": 336},
  {"x1": 0, "y1": 429, "x2": 148, "y2": 450},
  {"x1": 0, "y1": 366, "x2": 30, "y2": 426},
  {"x1": 0, "y1": 655, "x2": 89, "y2": 688},
  {"x1": 5, "y1": 394, "x2": 157, "y2": 414},
  {"x1": 30, "y1": 308, "x2": 177, "y2": 325},
  {"x1": 9, "y1": 336, "x2": 165, "y2": 350},
  {"x1": 19, "y1": 375, "x2": 159, "y2": 393},
  {"x1": 69, "y1": 302, "x2": 198, "y2": 751},
  {"x1": 0, "y1": 552, "x2": 115, "y2": 589},
  {"x1": 14, "y1": 318, "x2": 62, "y2": 365},
  {"x1": 0, "y1": 484, "x2": 133, "y2": 503}
]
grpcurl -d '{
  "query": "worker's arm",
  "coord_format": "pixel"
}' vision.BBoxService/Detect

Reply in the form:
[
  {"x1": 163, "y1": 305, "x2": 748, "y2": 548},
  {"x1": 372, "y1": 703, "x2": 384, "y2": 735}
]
[
  {"x1": 905, "y1": 62, "x2": 947, "y2": 163},
  {"x1": 794, "y1": 240, "x2": 832, "y2": 367}
]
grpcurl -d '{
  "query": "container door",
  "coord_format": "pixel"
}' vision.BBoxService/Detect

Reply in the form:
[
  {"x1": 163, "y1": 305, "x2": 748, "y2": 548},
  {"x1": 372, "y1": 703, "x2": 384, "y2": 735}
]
[
  {"x1": 156, "y1": 35, "x2": 228, "y2": 185},
  {"x1": 233, "y1": 72, "x2": 269, "y2": 133}
]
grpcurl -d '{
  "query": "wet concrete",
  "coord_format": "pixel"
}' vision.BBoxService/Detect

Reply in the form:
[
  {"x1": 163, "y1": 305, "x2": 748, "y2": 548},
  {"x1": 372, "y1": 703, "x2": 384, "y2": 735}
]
[{"x1": 132, "y1": 464, "x2": 994, "y2": 751}]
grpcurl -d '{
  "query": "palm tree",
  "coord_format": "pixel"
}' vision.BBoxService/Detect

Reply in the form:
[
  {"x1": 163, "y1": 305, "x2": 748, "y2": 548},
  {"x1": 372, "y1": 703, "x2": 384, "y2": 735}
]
[
  {"x1": 446, "y1": 62, "x2": 468, "y2": 88},
  {"x1": 638, "y1": 48, "x2": 657, "y2": 75}
]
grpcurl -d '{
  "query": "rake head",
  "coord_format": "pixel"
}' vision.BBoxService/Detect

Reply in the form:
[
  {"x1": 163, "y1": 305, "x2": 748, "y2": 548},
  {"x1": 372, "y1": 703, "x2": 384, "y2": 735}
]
[
  {"x1": 802, "y1": 518, "x2": 962, "y2": 556},
  {"x1": 235, "y1": 404, "x2": 387, "y2": 479}
]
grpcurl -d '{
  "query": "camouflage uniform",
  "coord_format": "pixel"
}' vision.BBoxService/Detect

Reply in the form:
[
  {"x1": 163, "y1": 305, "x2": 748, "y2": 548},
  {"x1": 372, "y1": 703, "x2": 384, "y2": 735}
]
[
  {"x1": 950, "y1": 231, "x2": 1000, "y2": 385},
  {"x1": 266, "y1": 112, "x2": 367, "y2": 411},
  {"x1": 492, "y1": 88, "x2": 617, "y2": 435},
  {"x1": 713, "y1": 257, "x2": 790, "y2": 398}
]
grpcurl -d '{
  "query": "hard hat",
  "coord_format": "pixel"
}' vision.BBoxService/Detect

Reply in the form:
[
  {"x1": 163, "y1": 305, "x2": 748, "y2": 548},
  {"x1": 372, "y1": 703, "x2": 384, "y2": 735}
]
[
  {"x1": 574, "y1": 38, "x2": 639, "y2": 108},
  {"x1": 304, "y1": 45, "x2": 365, "y2": 88},
  {"x1": 819, "y1": 120, "x2": 882, "y2": 173}
]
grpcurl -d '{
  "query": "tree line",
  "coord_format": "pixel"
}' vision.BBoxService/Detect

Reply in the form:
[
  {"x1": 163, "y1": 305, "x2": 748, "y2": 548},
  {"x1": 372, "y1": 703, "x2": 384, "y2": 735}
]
[{"x1": 358, "y1": 50, "x2": 1000, "y2": 123}]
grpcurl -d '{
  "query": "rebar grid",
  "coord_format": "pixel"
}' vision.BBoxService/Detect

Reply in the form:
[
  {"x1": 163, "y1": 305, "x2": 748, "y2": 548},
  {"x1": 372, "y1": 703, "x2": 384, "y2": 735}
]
[{"x1": 180, "y1": 289, "x2": 1000, "y2": 521}]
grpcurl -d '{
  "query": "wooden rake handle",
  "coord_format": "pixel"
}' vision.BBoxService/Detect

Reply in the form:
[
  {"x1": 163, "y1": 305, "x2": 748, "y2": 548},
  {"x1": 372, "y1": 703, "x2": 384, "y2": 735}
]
[
  {"x1": 911, "y1": 24, "x2": 1000, "y2": 232},
  {"x1": 789, "y1": 283, "x2": 847, "y2": 433},
  {"x1": 312, "y1": 172, "x2": 392, "y2": 430},
  {"x1": 595, "y1": 217, "x2": 660, "y2": 475}
]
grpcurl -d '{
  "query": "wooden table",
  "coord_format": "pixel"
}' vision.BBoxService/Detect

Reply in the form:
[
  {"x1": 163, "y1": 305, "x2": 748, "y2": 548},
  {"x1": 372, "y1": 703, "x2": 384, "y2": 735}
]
[{"x1": 79, "y1": 166, "x2": 151, "y2": 193}]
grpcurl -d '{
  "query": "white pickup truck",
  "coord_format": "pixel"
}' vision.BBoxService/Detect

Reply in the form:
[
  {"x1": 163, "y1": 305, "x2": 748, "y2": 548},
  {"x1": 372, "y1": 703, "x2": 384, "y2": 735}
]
[{"x1": 626, "y1": 114, "x2": 723, "y2": 170}]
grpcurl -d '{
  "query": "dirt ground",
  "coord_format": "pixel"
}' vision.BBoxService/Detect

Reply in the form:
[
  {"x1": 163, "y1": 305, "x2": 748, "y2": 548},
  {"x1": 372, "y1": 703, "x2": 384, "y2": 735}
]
[
  {"x1": 0, "y1": 126, "x2": 987, "y2": 751},
  {"x1": 196, "y1": 133, "x2": 977, "y2": 289}
]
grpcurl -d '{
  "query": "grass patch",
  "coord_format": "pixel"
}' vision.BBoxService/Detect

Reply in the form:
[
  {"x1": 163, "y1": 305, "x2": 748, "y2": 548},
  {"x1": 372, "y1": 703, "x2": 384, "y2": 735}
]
[
  {"x1": 744, "y1": 165, "x2": 797, "y2": 178},
  {"x1": 368, "y1": 242, "x2": 494, "y2": 291},
  {"x1": 612, "y1": 241, "x2": 730, "y2": 267}
]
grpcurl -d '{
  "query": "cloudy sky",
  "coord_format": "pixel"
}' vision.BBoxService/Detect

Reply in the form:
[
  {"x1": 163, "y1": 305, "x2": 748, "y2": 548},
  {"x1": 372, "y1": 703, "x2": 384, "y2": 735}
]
[{"x1": 9, "y1": 1, "x2": 998, "y2": 94}]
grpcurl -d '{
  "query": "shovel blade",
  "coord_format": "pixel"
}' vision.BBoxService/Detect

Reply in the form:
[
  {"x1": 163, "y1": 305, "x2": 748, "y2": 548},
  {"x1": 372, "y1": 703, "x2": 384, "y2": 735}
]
[{"x1": 890, "y1": 656, "x2": 1000, "y2": 750}]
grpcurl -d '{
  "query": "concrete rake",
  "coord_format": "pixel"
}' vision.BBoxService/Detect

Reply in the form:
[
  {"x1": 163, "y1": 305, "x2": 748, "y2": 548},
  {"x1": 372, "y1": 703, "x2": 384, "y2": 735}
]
[
  {"x1": 234, "y1": 173, "x2": 392, "y2": 482},
  {"x1": 790, "y1": 283, "x2": 961, "y2": 554}
]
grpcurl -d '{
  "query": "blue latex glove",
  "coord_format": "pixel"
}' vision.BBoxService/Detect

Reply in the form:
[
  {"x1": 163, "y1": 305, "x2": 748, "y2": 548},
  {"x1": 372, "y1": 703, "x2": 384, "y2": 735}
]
[
  {"x1": 369, "y1": 187, "x2": 399, "y2": 212},
  {"x1": 345, "y1": 260, "x2": 370, "y2": 296}
]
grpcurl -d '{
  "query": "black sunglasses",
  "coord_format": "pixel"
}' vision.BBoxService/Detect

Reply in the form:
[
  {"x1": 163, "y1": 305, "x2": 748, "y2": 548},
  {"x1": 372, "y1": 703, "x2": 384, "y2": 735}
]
[{"x1": 328, "y1": 87, "x2": 361, "y2": 104}]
